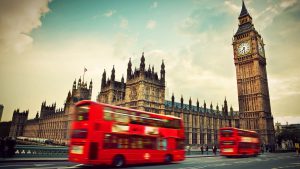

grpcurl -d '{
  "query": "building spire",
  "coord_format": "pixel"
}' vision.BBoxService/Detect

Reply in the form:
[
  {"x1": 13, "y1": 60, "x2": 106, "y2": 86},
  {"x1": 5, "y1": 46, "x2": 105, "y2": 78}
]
[
  {"x1": 239, "y1": 0, "x2": 249, "y2": 18},
  {"x1": 140, "y1": 52, "x2": 145, "y2": 72},
  {"x1": 111, "y1": 65, "x2": 115, "y2": 82}
]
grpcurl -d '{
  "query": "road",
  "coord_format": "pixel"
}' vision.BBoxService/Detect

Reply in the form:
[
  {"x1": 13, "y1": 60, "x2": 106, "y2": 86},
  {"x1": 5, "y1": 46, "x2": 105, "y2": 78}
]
[{"x1": 0, "y1": 153, "x2": 299, "y2": 169}]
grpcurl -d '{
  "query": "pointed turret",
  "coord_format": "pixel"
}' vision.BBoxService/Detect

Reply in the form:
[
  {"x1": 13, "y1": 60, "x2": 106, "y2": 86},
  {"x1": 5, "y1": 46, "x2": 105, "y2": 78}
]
[
  {"x1": 111, "y1": 65, "x2": 115, "y2": 82},
  {"x1": 160, "y1": 60, "x2": 165, "y2": 82},
  {"x1": 196, "y1": 99, "x2": 199, "y2": 112},
  {"x1": 189, "y1": 97, "x2": 192, "y2": 110},
  {"x1": 101, "y1": 69, "x2": 106, "y2": 89},
  {"x1": 78, "y1": 77, "x2": 82, "y2": 88},
  {"x1": 180, "y1": 95, "x2": 184, "y2": 109},
  {"x1": 66, "y1": 91, "x2": 72, "y2": 102},
  {"x1": 224, "y1": 97, "x2": 228, "y2": 116},
  {"x1": 239, "y1": 0, "x2": 249, "y2": 18},
  {"x1": 35, "y1": 112, "x2": 39, "y2": 119},
  {"x1": 140, "y1": 52, "x2": 145, "y2": 72},
  {"x1": 203, "y1": 100, "x2": 207, "y2": 112},
  {"x1": 89, "y1": 79, "x2": 93, "y2": 90},
  {"x1": 171, "y1": 93, "x2": 175, "y2": 107},
  {"x1": 127, "y1": 58, "x2": 132, "y2": 80},
  {"x1": 230, "y1": 105, "x2": 234, "y2": 116},
  {"x1": 121, "y1": 75, "x2": 124, "y2": 83},
  {"x1": 73, "y1": 79, "x2": 76, "y2": 90}
]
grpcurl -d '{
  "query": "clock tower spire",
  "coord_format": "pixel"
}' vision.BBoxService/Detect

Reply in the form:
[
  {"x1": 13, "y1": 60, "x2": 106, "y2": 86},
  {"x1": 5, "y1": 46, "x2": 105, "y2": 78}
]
[{"x1": 232, "y1": 1, "x2": 275, "y2": 145}]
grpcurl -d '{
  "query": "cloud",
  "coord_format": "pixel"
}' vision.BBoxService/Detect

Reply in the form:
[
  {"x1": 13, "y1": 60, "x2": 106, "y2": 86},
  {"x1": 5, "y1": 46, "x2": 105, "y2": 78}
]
[
  {"x1": 104, "y1": 9, "x2": 116, "y2": 17},
  {"x1": 224, "y1": 0, "x2": 240, "y2": 14},
  {"x1": 274, "y1": 116, "x2": 300, "y2": 125},
  {"x1": 280, "y1": 0, "x2": 297, "y2": 9},
  {"x1": 113, "y1": 33, "x2": 137, "y2": 60},
  {"x1": 120, "y1": 18, "x2": 128, "y2": 29},
  {"x1": 0, "y1": 0, "x2": 50, "y2": 55},
  {"x1": 146, "y1": 20, "x2": 157, "y2": 29},
  {"x1": 269, "y1": 77, "x2": 300, "y2": 101},
  {"x1": 254, "y1": 0, "x2": 297, "y2": 30},
  {"x1": 150, "y1": 2, "x2": 158, "y2": 9}
]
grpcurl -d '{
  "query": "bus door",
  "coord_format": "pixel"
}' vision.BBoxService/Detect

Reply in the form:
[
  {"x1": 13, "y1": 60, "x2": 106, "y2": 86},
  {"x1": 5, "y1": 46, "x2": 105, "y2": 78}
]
[
  {"x1": 167, "y1": 137, "x2": 176, "y2": 150},
  {"x1": 151, "y1": 138, "x2": 167, "y2": 162}
]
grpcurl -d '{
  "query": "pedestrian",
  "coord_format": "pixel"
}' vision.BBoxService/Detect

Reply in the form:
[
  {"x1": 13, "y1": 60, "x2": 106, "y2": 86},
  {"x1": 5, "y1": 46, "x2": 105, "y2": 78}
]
[
  {"x1": 206, "y1": 145, "x2": 209, "y2": 155},
  {"x1": 261, "y1": 144, "x2": 264, "y2": 154},
  {"x1": 0, "y1": 137, "x2": 4, "y2": 158},
  {"x1": 295, "y1": 142, "x2": 299, "y2": 156},
  {"x1": 5, "y1": 137, "x2": 16, "y2": 158},
  {"x1": 200, "y1": 145, "x2": 204, "y2": 155},
  {"x1": 213, "y1": 145, "x2": 217, "y2": 156}
]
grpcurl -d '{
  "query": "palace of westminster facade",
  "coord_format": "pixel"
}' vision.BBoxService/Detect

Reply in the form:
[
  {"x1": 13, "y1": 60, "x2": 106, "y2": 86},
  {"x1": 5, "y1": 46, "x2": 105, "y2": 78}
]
[{"x1": 8, "y1": 1, "x2": 275, "y2": 146}]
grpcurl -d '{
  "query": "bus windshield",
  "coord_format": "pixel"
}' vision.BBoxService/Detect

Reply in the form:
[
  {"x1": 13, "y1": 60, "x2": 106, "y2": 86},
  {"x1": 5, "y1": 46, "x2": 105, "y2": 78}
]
[
  {"x1": 75, "y1": 103, "x2": 90, "y2": 121},
  {"x1": 220, "y1": 129, "x2": 233, "y2": 137}
]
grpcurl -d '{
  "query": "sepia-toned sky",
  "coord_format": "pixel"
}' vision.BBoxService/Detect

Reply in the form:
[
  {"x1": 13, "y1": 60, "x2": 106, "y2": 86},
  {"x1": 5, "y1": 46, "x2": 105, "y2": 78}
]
[{"x1": 0, "y1": 0, "x2": 299, "y2": 124}]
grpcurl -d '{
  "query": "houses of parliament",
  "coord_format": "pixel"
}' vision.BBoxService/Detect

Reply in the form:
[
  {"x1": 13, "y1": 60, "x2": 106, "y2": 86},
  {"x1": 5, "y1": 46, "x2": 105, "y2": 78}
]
[{"x1": 6, "y1": 1, "x2": 275, "y2": 146}]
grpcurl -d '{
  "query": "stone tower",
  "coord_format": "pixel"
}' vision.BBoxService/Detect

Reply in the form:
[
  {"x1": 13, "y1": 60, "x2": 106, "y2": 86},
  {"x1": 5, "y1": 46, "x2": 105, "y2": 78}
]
[
  {"x1": 124, "y1": 53, "x2": 165, "y2": 114},
  {"x1": 97, "y1": 66, "x2": 126, "y2": 105},
  {"x1": 9, "y1": 109, "x2": 29, "y2": 138},
  {"x1": 40, "y1": 101, "x2": 56, "y2": 118},
  {"x1": 98, "y1": 53, "x2": 165, "y2": 114},
  {"x1": 64, "y1": 77, "x2": 93, "y2": 114},
  {"x1": 232, "y1": 1, "x2": 275, "y2": 144}
]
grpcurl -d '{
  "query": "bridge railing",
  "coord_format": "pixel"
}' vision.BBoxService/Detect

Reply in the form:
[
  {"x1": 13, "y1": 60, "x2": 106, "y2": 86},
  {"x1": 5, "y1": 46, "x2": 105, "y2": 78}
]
[
  {"x1": 12, "y1": 145, "x2": 216, "y2": 158},
  {"x1": 14, "y1": 145, "x2": 68, "y2": 158}
]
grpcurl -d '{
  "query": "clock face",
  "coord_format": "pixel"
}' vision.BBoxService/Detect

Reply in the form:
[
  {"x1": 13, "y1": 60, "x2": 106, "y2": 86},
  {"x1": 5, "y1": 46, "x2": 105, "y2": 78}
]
[
  {"x1": 238, "y1": 42, "x2": 251, "y2": 56},
  {"x1": 258, "y1": 42, "x2": 264, "y2": 57}
]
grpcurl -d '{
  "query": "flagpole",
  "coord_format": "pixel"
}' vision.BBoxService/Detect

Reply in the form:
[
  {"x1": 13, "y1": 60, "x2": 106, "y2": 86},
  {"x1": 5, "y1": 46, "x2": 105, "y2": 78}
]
[{"x1": 83, "y1": 67, "x2": 87, "y2": 84}]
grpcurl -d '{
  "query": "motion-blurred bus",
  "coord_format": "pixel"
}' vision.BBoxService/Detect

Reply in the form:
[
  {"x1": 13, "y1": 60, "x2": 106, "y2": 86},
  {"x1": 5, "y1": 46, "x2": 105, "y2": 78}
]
[
  {"x1": 69, "y1": 100, "x2": 185, "y2": 167},
  {"x1": 219, "y1": 127, "x2": 260, "y2": 157}
]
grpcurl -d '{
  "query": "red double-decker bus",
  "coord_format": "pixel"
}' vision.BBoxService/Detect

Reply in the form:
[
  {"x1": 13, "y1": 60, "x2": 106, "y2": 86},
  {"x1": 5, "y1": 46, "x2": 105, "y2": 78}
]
[
  {"x1": 219, "y1": 127, "x2": 260, "y2": 157},
  {"x1": 69, "y1": 100, "x2": 185, "y2": 167}
]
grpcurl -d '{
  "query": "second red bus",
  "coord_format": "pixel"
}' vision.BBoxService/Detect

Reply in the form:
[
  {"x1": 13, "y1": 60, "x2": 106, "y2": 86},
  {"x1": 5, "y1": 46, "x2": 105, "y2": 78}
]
[{"x1": 219, "y1": 127, "x2": 260, "y2": 157}]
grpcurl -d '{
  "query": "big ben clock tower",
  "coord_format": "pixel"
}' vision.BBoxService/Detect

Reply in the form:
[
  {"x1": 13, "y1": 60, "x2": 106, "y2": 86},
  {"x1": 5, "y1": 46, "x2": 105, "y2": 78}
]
[{"x1": 232, "y1": 1, "x2": 275, "y2": 145}]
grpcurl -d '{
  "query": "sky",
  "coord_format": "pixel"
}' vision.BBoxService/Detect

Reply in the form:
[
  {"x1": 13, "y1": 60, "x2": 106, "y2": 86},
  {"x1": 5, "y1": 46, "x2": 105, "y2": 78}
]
[{"x1": 0, "y1": 0, "x2": 299, "y2": 125}]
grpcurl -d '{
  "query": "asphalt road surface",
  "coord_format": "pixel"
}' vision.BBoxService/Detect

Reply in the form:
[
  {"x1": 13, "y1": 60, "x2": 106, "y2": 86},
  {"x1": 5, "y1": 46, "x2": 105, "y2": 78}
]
[{"x1": 0, "y1": 153, "x2": 299, "y2": 169}]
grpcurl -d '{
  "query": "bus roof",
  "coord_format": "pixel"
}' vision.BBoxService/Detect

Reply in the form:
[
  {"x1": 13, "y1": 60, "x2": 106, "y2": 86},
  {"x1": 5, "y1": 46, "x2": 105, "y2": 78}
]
[
  {"x1": 220, "y1": 127, "x2": 258, "y2": 134},
  {"x1": 75, "y1": 100, "x2": 182, "y2": 120}
]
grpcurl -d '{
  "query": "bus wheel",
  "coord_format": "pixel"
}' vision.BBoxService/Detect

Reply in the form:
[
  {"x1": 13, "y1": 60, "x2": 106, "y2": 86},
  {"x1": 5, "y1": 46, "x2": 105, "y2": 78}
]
[
  {"x1": 112, "y1": 155, "x2": 125, "y2": 168},
  {"x1": 164, "y1": 154, "x2": 172, "y2": 163}
]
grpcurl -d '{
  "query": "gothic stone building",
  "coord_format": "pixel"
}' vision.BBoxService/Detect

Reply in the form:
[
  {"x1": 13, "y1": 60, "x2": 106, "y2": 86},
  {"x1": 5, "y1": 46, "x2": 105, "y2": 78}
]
[
  {"x1": 9, "y1": 79, "x2": 93, "y2": 145},
  {"x1": 97, "y1": 52, "x2": 239, "y2": 146},
  {"x1": 232, "y1": 1, "x2": 275, "y2": 145}
]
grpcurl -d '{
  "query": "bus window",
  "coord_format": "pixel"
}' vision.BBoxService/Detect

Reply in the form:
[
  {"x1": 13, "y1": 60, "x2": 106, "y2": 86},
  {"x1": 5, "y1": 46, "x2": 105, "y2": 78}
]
[
  {"x1": 104, "y1": 107, "x2": 113, "y2": 121},
  {"x1": 157, "y1": 138, "x2": 167, "y2": 150},
  {"x1": 71, "y1": 129, "x2": 88, "y2": 138},
  {"x1": 165, "y1": 119, "x2": 180, "y2": 129},
  {"x1": 75, "y1": 104, "x2": 90, "y2": 121},
  {"x1": 115, "y1": 113, "x2": 129, "y2": 124},
  {"x1": 221, "y1": 129, "x2": 233, "y2": 137}
]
